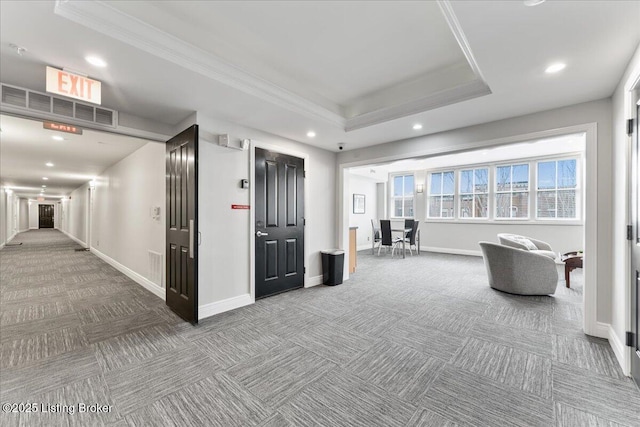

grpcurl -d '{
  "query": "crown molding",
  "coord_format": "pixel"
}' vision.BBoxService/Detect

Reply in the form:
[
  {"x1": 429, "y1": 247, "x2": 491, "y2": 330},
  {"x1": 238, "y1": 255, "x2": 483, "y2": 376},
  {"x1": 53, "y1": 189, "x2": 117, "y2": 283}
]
[
  {"x1": 54, "y1": 0, "x2": 490, "y2": 132},
  {"x1": 345, "y1": 79, "x2": 491, "y2": 132},
  {"x1": 54, "y1": 0, "x2": 346, "y2": 128}
]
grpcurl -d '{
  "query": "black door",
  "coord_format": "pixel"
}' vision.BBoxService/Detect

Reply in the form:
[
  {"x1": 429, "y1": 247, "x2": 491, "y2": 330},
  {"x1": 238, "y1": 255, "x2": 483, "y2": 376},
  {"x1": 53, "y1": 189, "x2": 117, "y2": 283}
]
[
  {"x1": 255, "y1": 148, "x2": 304, "y2": 299},
  {"x1": 39, "y1": 204, "x2": 54, "y2": 228},
  {"x1": 166, "y1": 125, "x2": 198, "y2": 323},
  {"x1": 632, "y1": 103, "x2": 640, "y2": 386}
]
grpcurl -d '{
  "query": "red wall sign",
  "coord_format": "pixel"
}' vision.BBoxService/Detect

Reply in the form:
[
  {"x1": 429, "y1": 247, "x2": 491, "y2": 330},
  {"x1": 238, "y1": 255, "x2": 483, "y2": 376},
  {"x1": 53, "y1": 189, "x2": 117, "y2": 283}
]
[
  {"x1": 231, "y1": 204, "x2": 250, "y2": 210},
  {"x1": 43, "y1": 121, "x2": 83, "y2": 135}
]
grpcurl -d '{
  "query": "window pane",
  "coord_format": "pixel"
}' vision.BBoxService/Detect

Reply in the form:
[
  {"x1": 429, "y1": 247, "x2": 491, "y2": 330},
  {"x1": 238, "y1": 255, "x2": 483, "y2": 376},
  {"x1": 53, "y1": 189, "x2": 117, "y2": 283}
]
[
  {"x1": 443, "y1": 172, "x2": 455, "y2": 194},
  {"x1": 394, "y1": 199, "x2": 403, "y2": 217},
  {"x1": 512, "y1": 192, "x2": 529, "y2": 218},
  {"x1": 404, "y1": 175, "x2": 414, "y2": 196},
  {"x1": 496, "y1": 193, "x2": 511, "y2": 217},
  {"x1": 460, "y1": 194, "x2": 473, "y2": 217},
  {"x1": 496, "y1": 166, "x2": 511, "y2": 191},
  {"x1": 430, "y1": 173, "x2": 442, "y2": 195},
  {"x1": 557, "y1": 190, "x2": 576, "y2": 218},
  {"x1": 442, "y1": 195, "x2": 454, "y2": 217},
  {"x1": 558, "y1": 160, "x2": 577, "y2": 188},
  {"x1": 512, "y1": 164, "x2": 529, "y2": 190},
  {"x1": 428, "y1": 196, "x2": 441, "y2": 217},
  {"x1": 475, "y1": 194, "x2": 488, "y2": 218},
  {"x1": 537, "y1": 191, "x2": 556, "y2": 218},
  {"x1": 393, "y1": 176, "x2": 403, "y2": 197},
  {"x1": 537, "y1": 161, "x2": 556, "y2": 190},
  {"x1": 460, "y1": 170, "x2": 472, "y2": 194},
  {"x1": 404, "y1": 198, "x2": 414, "y2": 217},
  {"x1": 475, "y1": 169, "x2": 488, "y2": 193}
]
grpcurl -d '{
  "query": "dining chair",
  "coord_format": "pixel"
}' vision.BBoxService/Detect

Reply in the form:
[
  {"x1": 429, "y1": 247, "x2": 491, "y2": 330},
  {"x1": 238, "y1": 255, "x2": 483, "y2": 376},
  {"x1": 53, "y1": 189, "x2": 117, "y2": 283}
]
[
  {"x1": 379, "y1": 219, "x2": 402, "y2": 256},
  {"x1": 403, "y1": 220, "x2": 420, "y2": 256},
  {"x1": 371, "y1": 219, "x2": 381, "y2": 254},
  {"x1": 404, "y1": 219, "x2": 415, "y2": 239}
]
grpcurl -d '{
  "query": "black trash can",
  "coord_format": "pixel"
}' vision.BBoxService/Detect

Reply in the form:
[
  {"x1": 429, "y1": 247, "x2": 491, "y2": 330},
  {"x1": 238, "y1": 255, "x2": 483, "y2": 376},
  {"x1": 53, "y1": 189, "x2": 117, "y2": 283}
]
[{"x1": 321, "y1": 249, "x2": 345, "y2": 286}]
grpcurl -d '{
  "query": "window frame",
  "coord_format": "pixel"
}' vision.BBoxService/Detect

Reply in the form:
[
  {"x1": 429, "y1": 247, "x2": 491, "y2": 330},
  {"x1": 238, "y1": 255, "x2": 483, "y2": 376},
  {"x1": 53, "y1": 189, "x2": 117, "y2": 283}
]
[
  {"x1": 427, "y1": 170, "x2": 456, "y2": 219},
  {"x1": 458, "y1": 167, "x2": 489, "y2": 219},
  {"x1": 494, "y1": 162, "x2": 531, "y2": 220},
  {"x1": 534, "y1": 157, "x2": 581, "y2": 220},
  {"x1": 390, "y1": 173, "x2": 415, "y2": 218}
]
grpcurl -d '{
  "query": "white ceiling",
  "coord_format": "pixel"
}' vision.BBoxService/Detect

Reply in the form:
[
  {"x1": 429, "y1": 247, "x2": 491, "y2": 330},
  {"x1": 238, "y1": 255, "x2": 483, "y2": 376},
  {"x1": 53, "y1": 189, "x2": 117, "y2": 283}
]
[
  {"x1": 0, "y1": 0, "x2": 638, "y2": 153},
  {"x1": 349, "y1": 132, "x2": 586, "y2": 182},
  {"x1": 0, "y1": 114, "x2": 150, "y2": 199}
]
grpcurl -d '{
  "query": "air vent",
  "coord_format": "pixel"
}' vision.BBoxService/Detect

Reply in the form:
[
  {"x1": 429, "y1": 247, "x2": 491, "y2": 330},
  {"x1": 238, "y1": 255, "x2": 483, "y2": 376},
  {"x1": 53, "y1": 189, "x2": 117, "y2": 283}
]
[
  {"x1": 1, "y1": 85, "x2": 27, "y2": 107},
  {"x1": 28, "y1": 92, "x2": 52, "y2": 112},
  {"x1": 148, "y1": 250, "x2": 163, "y2": 286},
  {"x1": 0, "y1": 83, "x2": 117, "y2": 128}
]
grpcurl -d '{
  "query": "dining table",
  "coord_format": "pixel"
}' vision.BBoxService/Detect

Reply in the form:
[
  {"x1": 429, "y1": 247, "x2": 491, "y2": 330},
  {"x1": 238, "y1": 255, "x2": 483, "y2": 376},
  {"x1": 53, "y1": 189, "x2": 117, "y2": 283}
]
[{"x1": 391, "y1": 228, "x2": 412, "y2": 259}]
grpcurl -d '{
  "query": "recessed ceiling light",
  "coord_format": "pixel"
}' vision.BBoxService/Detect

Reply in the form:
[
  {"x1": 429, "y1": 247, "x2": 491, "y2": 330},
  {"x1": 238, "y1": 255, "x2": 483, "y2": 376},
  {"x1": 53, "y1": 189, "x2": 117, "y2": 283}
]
[
  {"x1": 42, "y1": 185, "x2": 46, "y2": 188},
  {"x1": 523, "y1": 0, "x2": 546, "y2": 6},
  {"x1": 85, "y1": 55, "x2": 107, "y2": 67},
  {"x1": 46, "y1": 162, "x2": 54, "y2": 167},
  {"x1": 52, "y1": 136, "x2": 64, "y2": 141},
  {"x1": 42, "y1": 177, "x2": 49, "y2": 181},
  {"x1": 413, "y1": 124, "x2": 423, "y2": 130},
  {"x1": 545, "y1": 63, "x2": 566, "y2": 74},
  {"x1": 306, "y1": 131, "x2": 316, "y2": 138}
]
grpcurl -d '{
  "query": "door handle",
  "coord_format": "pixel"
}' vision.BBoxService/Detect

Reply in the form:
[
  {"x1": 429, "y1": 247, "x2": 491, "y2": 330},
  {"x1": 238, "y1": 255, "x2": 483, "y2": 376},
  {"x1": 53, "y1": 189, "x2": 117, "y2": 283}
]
[
  {"x1": 256, "y1": 231, "x2": 269, "y2": 237},
  {"x1": 189, "y1": 219, "x2": 194, "y2": 259}
]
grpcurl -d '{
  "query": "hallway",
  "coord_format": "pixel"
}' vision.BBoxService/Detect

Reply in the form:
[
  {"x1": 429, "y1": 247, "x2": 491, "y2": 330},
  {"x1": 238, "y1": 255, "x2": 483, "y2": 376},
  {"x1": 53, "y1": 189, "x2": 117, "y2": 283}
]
[{"x1": 1, "y1": 230, "x2": 640, "y2": 426}]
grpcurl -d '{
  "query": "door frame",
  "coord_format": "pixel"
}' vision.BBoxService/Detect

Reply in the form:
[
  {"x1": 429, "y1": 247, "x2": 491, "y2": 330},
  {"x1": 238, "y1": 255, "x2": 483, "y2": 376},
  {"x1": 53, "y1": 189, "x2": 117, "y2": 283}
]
[
  {"x1": 250, "y1": 142, "x2": 310, "y2": 302},
  {"x1": 86, "y1": 185, "x2": 93, "y2": 249}
]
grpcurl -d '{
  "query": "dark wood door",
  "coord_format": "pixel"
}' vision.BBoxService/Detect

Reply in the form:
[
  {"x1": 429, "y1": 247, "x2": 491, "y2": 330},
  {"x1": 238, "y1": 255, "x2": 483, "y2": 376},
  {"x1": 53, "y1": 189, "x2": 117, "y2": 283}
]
[
  {"x1": 255, "y1": 148, "x2": 304, "y2": 299},
  {"x1": 38, "y1": 204, "x2": 54, "y2": 228},
  {"x1": 632, "y1": 103, "x2": 640, "y2": 386},
  {"x1": 166, "y1": 125, "x2": 198, "y2": 323}
]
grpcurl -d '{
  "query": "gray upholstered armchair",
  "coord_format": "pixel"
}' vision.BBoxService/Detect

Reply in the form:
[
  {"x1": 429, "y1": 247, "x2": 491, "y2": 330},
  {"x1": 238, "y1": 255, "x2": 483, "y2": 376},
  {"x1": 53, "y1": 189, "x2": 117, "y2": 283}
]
[
  {"x1": 497, "y1": 233, "x2": 557, "y2": 260},
  {"x1": 479, "y1": 242, "x2": 558, "y2": 295}
]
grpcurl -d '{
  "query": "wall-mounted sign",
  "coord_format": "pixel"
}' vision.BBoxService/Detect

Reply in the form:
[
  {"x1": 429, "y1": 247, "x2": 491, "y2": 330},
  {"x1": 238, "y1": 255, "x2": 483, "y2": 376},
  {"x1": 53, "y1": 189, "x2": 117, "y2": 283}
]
[
  {"x1": 231, "y1": 204, "x2": 250, "y2": 210},
  {"x1": 46, "y1": 66, "x2": 101, "y2": 105},
  {"x1": 43, "y1": 121, "x2": 83, "y2": 135},
  {"x1": 37, "y1": 197, "x2": 44, "y2": 202}
]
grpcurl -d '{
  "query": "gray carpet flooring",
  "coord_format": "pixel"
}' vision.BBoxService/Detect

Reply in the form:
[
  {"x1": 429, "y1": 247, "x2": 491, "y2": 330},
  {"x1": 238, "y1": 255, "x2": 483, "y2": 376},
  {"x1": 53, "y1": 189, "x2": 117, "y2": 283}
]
[{"x1": 1, "y1": 229, "x2": 639, "y2": 426}]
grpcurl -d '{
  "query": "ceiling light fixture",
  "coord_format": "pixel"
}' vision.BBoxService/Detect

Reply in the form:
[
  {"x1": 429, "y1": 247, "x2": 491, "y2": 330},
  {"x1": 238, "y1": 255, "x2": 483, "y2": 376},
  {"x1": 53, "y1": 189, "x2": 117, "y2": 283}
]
[
  {"x1": 52, "y1": 136, "x2": 64, "y2": 141},
  {"x1": 306, "y1": 131, "x2": 316, "y2": 138},
  {"x1": 523, "y1": 0, "x2": 546, "y2": 6},
  {"x1": 42, "y1": 185, "x2": 46, "y2": 188},
  {"x1": 42, "y1": 177, "x2": 49, "y2": 181},
  {"x1": 46, "y1": 162, "x2": 54, "y2": 167},
  {"x1": 85, "y1": 55, "x2": 107, "y2": 67},
  {"x1": 545, "y1": 63, "x2": 566, "y2": 74},
  {"x1": 413, "y1": 124, "x2": 423, "y2": 130}
]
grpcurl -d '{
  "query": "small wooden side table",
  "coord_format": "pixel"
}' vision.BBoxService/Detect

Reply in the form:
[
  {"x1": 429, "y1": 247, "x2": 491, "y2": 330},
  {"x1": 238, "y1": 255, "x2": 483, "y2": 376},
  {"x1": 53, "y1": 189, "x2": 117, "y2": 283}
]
[{"x1": 562, "y1": 252, "x2": 583, "y2": 288}]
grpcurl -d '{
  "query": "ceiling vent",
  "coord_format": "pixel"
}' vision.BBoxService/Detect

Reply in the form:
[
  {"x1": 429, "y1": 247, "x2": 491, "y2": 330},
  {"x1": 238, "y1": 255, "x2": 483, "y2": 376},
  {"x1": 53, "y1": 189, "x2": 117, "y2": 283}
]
[{"x1": 1, "y1": 83, "x2": 117, "y2": 128}]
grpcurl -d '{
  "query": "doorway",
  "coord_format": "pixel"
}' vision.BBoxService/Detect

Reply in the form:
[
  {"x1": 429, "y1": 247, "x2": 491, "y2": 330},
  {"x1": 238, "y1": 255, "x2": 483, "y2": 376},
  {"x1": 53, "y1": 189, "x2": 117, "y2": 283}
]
[
  {"x1": 254, "y1": 147, "x2": 305, "y2": 299},
  {"x1": 165, "y1": 125, "x2": 199, "y2": 323},
  {"x1": 631, "y1": 101, "x2": 640, "y2": 387},
  {"x1": 38, "y1": 204, "x2": 54, "y2": 228}
]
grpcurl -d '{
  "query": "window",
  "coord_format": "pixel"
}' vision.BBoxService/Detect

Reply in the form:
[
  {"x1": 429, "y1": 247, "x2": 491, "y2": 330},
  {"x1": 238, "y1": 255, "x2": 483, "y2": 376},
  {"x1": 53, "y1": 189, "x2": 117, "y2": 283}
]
[
  {"x1": 536, "y1": 159, "x2": 578, "y2": 219},
  {"x1": 459, "y1": 168, "x2": 488, "y2": 218},
  {"x1": 428, "y1": 171, "x2": 455, "y2": 218},
  {"x1": 392, "y1": 174, "x2": 414, "y2": 217},
  {"x1": 495, "y1": 164, "x2": 529, "y2": 218}
]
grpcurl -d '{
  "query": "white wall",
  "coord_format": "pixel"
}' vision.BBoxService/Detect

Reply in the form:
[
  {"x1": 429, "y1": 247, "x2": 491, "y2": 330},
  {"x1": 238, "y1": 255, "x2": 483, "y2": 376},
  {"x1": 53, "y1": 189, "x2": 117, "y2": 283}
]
[
  {"x1": 5, "y1": 192, "x2": 17, "y2": 242},
  {"x1": 191, "y1": 113, "x2": 337, "y2": 315},
  {"x1": 348, "y1": 174, "x2": 378, "y2": 249},
  {"x1": 338, "y1": 99, "x2": 613, "y2": 326},
  {"x1": 611, "y1": 43, "x2": 640, "y2": 372},
  {"x1": 60, "y1": 183, "x2": 89, "y2": 245},
  {"x1": 18, "y1": 198, "x2": 29, "y2": 232},
  {"x1": 90, "y1": 141, "x2": 165, "y2": 292},
  {"x1": 0, "y1": 190, "x2": 6, "y2": 246}
]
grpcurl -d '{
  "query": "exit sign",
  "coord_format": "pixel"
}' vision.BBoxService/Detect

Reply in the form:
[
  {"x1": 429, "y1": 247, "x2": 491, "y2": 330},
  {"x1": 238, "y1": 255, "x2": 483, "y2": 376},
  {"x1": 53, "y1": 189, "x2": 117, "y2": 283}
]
[
  {"x1": 43, "y1": 121, "x2": 83, "y2": 135},
  {"x1": 46, "y1": 66, "x2": 101, "y2": 105}
]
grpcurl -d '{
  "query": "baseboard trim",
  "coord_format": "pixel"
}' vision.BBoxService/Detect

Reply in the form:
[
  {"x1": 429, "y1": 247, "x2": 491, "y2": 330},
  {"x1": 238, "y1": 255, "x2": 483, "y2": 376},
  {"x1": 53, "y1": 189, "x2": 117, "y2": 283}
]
[
  {"x1": 593, "y1": 321, "x2": 609, "y2": 339},
  {"x1": 18, "y1": 228, "x2": 29, "y2": 233},
  {"x1": 305, "y1": 274, "x2": 324, "y2": 288},
  {"x1": 90, "y1": 247, "x2": 165, "y2": 300},
  {"x1": 420, "y1": 246, "x2": 482, "y2": 257},
  {"x1": 60, "y1": 229, "x2": 87, "y2": 247},
  {"x1": 29, "y1": 227, "x2": 38, "y2": 230},
  {"x1": 199, "y1": 294, "x2": 253, "y2": 320},
  {"x1": 0, "y1": 243, "x2": 4, "y2": 250},
  {"x1": 357, "y1": 244, "x2": 372, "y2": 251},
  {"x1": 7, "y1": 232, "x2": 16, "y2": 243},
  {"x1": 606, "y1": 323, "x2": 629, "y2": 376}
]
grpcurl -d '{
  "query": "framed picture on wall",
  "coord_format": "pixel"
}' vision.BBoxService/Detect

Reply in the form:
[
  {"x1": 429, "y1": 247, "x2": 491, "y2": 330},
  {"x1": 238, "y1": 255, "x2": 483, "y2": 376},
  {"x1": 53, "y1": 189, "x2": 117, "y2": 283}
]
[{"x1": 353, "y1": 194, "x2": 365, "y2": 214}]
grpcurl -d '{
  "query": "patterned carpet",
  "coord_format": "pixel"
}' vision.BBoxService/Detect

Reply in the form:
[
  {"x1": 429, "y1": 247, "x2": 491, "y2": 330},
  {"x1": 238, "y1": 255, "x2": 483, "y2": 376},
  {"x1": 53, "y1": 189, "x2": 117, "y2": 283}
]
[{"x1": 1, "y1": 229, "x2": 639, "y2": 426}]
